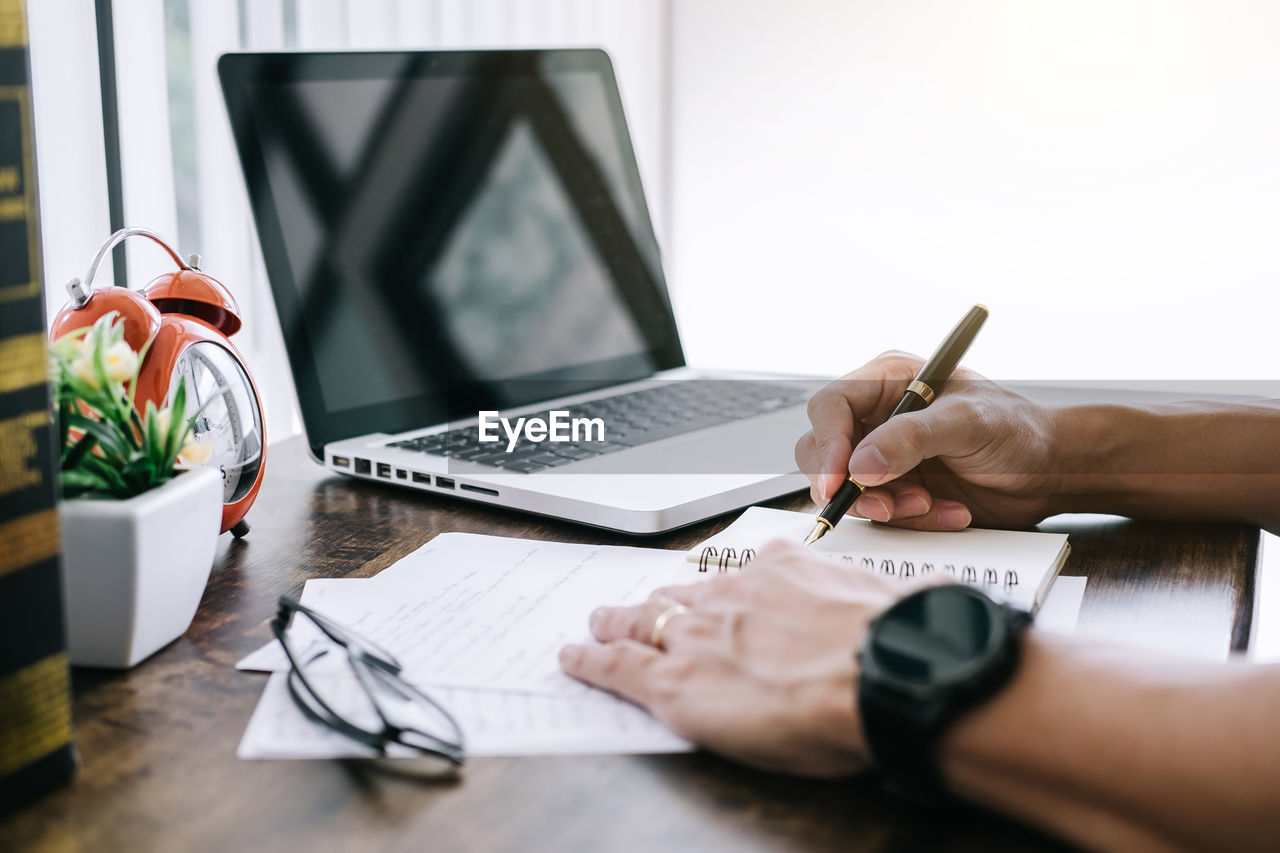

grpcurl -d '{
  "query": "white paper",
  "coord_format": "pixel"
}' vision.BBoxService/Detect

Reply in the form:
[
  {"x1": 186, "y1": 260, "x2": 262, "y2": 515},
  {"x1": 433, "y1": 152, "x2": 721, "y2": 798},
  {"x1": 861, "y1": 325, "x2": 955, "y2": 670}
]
[
  {"x1": 241, "y1": 534, "x2": 683, "y2": 695},
  {"x1": 235, "y1": 539, "x2": 490, "y2": 673},
  {"x1": 236, "y1": 577, "x2": 365, "y2": 672},
  {"x1": 1034, "y1": 575, "x2": 1086, "y2": 634},
  {"x1": 237, "y1": 673, "x2": 692, "y2": 759}
]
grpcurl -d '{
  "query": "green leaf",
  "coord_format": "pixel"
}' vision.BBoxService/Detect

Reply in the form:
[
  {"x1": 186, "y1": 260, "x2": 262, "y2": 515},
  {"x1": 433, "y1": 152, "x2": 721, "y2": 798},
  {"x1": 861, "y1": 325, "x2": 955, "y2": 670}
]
[
  {"x1": 60, "y1": 370, "x2": 103, "y2": 407},
  {"x1": 63, "y1": 412, "x2": 131, "y2": 464},
  {"x1": 127, "y1": 334, "x2": 154, "y2": 406},
  {"x1": 59, "y1": 468, "x2": 113, "y2": 498},
  {"x1": 57, "y1": 399, "x2": 71, "y2": 458},
  {"x1": 128, "y1": 405, "x2": 144, "y2": 448},
  {"x1": 143, "y1": 402, "x2": 162, "y2": 470},
  {"x1": 120, "y1": 456, "x2": 159, "y2": 493},
  {"x1": 105, "y1": 313, "x2": 124, "y2": 346},
  {"x1": 81, "y1": 454, "x2": 129, "y2": 497},
  {"x1": 87, "y1": 314, "x2": 134, "y2": 429},
  {"x1": 61, "y1": 431, "x2": 98, "y2": 470},
  {"x1": 50, "y1": 325, "x2": 90, "y2": 351},
  {"x1": 163, "y1": 377, "x2": 188, "y2": 468},
  {"x1": 57, "y1": 364, "x2": 122, "y2": 438},
  {"x1": 142, "y1": 401, "x2": 175, "y2": 483},
  {"x1": 91, "y1": 311, "x2": 117, "y2": 341}
]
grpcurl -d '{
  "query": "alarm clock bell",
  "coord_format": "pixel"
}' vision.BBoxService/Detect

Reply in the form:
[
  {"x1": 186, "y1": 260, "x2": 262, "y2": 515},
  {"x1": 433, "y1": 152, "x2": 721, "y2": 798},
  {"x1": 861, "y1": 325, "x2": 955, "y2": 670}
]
[{"x1": 51, "y1": 227, "x2": 266, "y2": 537}]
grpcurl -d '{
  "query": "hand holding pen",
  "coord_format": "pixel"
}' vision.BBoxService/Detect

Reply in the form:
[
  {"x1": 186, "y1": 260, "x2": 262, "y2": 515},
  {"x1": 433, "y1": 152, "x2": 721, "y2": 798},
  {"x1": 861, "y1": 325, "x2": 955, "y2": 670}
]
[
  {"x1": 804, "y1": 305, "x2": 988, "y2": 543},
  {"x1": 793, "y1": 302, "x2": 1075, "y2": 535},
  {"x1": 794, "y1": 305, "x2": 1066, "y2": 540}
]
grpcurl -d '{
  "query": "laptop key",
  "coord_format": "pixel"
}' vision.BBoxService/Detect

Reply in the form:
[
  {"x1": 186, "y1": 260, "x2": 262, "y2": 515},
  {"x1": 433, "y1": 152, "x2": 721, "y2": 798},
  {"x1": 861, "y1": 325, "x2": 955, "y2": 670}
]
[
  {"x1": 520, "y1": 452, "x2": 570, "y2": 468},
  {"x1": 549, "y1": 446, "x2": 597, "y2": 460},
  {"x1": 505, "y1": 460, "x2": 551, "y2": 474},
  {"x1": 452, "y1": 447, "x2": 495, "y2": 461}
]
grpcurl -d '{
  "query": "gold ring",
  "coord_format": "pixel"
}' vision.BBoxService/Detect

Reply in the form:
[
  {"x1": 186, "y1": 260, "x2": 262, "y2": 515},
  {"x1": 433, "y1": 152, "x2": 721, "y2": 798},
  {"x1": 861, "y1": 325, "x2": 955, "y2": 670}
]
[
  {"x1": 650, "y1": 604, "x2": 689, "y2": 651},
  {"x1": 907, "y1": 379, "x2": 935, "y2": 405}
]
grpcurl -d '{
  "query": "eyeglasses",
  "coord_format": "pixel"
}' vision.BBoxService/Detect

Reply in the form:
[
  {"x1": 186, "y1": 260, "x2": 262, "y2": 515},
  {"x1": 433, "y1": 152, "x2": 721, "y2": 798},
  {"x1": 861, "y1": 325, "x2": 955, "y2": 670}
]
[{"x1": 271, "y1": 596, "x2": 466, "y2": 765}]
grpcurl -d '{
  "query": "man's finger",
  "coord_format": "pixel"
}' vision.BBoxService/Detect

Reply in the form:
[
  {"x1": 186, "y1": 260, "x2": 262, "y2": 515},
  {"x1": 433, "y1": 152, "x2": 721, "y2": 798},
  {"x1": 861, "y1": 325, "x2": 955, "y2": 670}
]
[
  {"x1": 849, "y1": 398, "x2": 985, "y2": 489},
  {"x1": 848, "y1": 479, "x2": 933, "y2": 522},
  {"x1": 849, "y1": 487, "x2": 894, "y2": 522},
  {"x1": 878, "y1": 498, "x2": 972, "y2": 531},
  {"x1": 794, "y1": 431, "x2": 822, "y2": 500},
  {"x1": 803, "y1": 354, "x2": 925, "y2": 500},
  {"x1": 804, "y1": 390, "x2": 857, "y2": 501},
  {"x1": 883, "y1": 478, "x2": 933, "y2": 519},
  {"x1": 590, "y1": 597, "x2": 703, "y2": 646},
  {"x1": 559, "y1": 640, "x2": 661, "y2": 707},
  {"x1": 647, "y1": 583, "x2": 710, "y2": 607}
]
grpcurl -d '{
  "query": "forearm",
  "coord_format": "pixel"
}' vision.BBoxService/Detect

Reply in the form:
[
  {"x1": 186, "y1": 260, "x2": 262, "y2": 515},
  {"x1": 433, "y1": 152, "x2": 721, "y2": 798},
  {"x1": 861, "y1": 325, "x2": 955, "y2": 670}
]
[
  {"x1": 940, "y1": 634, "x2": 1280, "y2": 851},
  {"x1": 1048, "y1": 402, "x2": 1280, "y2": 531}
]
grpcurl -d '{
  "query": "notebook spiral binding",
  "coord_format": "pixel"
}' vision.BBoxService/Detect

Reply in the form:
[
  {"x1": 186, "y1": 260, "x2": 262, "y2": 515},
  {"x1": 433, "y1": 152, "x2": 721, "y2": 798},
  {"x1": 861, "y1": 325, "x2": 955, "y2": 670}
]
[
  {"x1": 697, "y1": 547, "x2": 757, "y2": 573},
  {"x1": 695, "y1": 546, "x2": 1019, "y2": 589}
]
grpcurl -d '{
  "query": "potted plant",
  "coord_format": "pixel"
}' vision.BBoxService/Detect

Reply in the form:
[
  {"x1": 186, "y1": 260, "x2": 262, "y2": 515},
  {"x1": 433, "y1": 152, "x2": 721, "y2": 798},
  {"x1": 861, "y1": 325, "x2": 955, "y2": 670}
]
[{"x1": 49, "y1": 312, "x2": 222, "y2": 668}]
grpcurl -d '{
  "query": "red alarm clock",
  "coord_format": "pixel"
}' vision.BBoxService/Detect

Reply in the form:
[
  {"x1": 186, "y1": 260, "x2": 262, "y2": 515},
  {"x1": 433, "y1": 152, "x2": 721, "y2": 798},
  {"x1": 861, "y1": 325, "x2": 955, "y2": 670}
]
[{"x1": 50, "y1": 228, "x2": 266, "y2": 537}]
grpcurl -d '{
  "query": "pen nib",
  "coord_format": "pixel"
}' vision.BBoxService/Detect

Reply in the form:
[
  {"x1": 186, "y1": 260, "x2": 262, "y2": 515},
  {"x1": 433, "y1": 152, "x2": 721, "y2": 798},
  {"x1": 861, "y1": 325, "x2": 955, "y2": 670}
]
[{"x1": 803, "y1": 522, "x2": 827, "y2": 546}]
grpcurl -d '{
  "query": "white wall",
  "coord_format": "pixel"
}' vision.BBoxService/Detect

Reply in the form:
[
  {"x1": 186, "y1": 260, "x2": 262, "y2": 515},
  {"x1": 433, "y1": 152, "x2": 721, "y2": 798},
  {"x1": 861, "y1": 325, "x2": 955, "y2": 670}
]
[
  {"x1": 668, "y1": 1, "x2": 1280, "y2": 383},
  {"x1": 28, "y1": 0, "x2": 112, "y2": 324}
]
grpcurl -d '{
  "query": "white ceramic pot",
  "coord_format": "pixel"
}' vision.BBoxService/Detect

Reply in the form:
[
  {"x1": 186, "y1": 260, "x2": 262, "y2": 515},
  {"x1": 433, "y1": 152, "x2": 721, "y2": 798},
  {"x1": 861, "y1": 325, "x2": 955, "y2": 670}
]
[{"x1": 58, "y1": 468, "x2": 222, "y2": 668}]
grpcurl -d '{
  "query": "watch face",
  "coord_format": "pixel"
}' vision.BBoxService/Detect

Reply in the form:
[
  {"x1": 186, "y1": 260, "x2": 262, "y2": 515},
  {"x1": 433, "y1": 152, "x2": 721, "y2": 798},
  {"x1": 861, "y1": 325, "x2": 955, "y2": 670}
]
[
  {"x1": 866, "y1": 586, "x2": 1000, "y2": 687},
  {"x1": 171, "y1": 341, "x2": 264, "y2": 503}
]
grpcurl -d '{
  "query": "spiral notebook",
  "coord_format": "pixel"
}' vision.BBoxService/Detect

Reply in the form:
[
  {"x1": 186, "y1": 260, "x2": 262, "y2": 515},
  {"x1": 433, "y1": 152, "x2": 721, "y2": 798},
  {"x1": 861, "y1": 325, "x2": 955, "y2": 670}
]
[{"x1": 679, "y1": 507, "x2": 1070, "y2": 613}]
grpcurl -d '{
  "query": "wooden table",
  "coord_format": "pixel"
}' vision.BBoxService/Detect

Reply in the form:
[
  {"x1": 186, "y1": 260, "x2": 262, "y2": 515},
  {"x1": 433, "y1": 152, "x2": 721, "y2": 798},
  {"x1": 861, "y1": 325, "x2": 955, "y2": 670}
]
[{"x1": 2, "y1": 438, "x2": 1259, "y2": 852}]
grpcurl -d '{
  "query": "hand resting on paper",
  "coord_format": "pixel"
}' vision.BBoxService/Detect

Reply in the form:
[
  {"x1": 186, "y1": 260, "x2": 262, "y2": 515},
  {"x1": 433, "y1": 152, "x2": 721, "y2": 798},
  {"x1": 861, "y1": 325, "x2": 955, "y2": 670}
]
[{"x1": 560, "y1": 540, "x2": 925, "y2": 776}]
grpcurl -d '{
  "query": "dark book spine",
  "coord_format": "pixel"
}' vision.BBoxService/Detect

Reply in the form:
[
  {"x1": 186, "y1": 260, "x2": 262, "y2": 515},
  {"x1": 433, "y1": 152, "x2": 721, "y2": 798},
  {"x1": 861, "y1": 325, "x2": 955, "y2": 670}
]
[{"x1": 0, "y1": 0, "x2": 76, "y2": 814}]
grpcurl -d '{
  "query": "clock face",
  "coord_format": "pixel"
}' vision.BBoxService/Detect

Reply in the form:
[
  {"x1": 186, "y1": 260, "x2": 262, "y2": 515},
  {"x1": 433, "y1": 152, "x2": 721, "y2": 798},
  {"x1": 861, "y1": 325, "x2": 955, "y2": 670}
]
[{"x1": 170, "y1": 342, "x2": 263, "y2": 503}]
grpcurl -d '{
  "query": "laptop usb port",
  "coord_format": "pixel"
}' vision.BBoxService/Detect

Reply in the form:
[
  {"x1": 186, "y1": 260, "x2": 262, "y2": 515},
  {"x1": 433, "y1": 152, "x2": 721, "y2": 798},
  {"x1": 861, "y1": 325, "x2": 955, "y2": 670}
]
[
  {"x1": 435, "y1": 476, "x2": 455, "y2": 490},
  {"x1": 331, "y1": 456, "x2": 350, "y2": 468},
  {"x1": 460, "y1": 483, "x2": 499, "y2": 497},
  {"x1": 412, "y1": 472, "x2": 431, "y2": 484},
  {"x1": 377, "y1": 462, "x2": 392, "y2": 478}
]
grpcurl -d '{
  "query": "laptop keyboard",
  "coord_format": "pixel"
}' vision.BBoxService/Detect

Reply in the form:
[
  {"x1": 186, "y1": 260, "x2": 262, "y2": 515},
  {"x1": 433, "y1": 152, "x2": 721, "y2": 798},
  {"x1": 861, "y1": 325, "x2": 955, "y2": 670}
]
[{"x1": 386, "y1": 380, "x2": 808, "y2": 474}]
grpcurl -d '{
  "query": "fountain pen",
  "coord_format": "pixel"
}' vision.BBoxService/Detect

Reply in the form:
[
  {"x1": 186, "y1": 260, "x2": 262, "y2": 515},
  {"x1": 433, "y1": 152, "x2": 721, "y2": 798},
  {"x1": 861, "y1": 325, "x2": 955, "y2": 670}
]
[{"x1": 804, "y1": 304, "x2": 989, "y2": 546}]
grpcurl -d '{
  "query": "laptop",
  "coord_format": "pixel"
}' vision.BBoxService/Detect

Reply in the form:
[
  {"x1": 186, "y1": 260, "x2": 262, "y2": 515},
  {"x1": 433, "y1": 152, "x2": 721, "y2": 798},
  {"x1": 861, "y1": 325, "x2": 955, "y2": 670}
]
[{"x1": 219, "y1": 49, "x2": 818, "y2": 533}]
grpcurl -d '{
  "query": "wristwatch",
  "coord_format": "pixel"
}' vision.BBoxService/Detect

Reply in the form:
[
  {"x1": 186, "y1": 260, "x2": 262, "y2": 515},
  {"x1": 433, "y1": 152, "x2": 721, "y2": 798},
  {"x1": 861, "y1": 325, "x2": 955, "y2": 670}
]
[{"x1": 857, "y1": 584, "x2": 1032, "y2": 802}]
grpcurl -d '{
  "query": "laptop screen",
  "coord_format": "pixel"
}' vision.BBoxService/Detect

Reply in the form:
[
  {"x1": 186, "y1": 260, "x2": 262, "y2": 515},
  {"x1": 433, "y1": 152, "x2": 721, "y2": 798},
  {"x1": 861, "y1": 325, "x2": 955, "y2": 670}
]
[{"x1": 220, "y1": 50, "x2": 683, "y2": 456}]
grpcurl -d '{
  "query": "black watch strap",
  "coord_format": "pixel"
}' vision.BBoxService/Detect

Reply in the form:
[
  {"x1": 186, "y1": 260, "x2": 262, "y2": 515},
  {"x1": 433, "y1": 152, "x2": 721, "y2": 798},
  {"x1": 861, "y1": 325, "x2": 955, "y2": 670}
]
[{"x1": 859, "y1": 687, "x2": 948, "y2": 802}]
